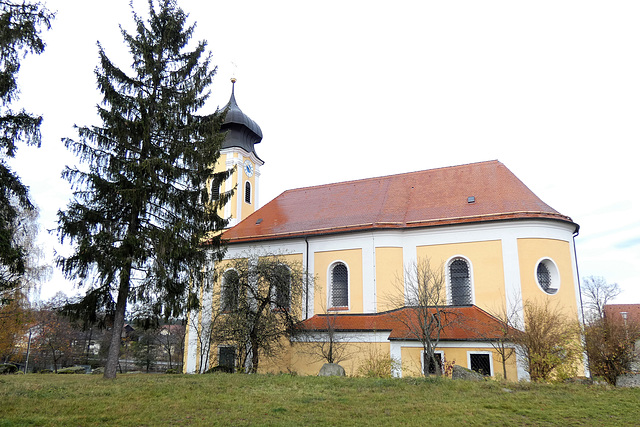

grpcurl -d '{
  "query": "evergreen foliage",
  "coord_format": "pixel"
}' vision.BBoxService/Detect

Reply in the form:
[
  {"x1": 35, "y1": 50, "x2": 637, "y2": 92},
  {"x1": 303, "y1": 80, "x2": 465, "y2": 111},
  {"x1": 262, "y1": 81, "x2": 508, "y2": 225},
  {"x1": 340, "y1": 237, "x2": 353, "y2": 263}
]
[
  {"x1": 57, "y1": 0, "x2": 230, "y2": 379},
  {"x1": 0, "y1": 1, "x2": 53, "y2": 294}
]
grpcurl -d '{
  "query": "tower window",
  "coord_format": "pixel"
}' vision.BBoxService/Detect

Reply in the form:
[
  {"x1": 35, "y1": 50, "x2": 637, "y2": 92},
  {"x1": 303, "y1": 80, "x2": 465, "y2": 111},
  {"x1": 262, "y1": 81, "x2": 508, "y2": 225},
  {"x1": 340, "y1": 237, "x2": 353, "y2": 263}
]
[
  {"x1": 449, "y1": 258, "x2": 472, "y2": 305},
  {"x1": 330, "y1": 262, "x2": 348, "y2": 308},
  {"x1": 245, "y1": 181, "x2": 251, "y2": 204},
  {"x1": 211, "y1": 180, "x2": 220, "y2": 201}
]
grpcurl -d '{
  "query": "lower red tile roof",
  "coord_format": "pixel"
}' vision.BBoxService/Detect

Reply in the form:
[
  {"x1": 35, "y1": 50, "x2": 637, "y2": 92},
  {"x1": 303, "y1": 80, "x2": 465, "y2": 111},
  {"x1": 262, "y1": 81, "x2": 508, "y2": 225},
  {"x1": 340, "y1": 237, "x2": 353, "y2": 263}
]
[
  {"x1": 298, "y1": 305, "x2": 514, "y2": 342},
  {"x1": 221, "y1": 160, "x2": 577, "y2": 244}
]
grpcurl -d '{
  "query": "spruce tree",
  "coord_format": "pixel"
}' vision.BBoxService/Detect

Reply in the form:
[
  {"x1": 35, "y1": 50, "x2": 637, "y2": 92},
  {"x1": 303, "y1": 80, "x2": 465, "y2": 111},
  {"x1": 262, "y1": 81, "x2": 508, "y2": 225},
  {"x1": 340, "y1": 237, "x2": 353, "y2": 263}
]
[
  {"x1": 57, "y1": 0, "x2": 230, "y2": 379},
  {"x1": 0, "y1": 1, "x2": 53, "y2": 294}
]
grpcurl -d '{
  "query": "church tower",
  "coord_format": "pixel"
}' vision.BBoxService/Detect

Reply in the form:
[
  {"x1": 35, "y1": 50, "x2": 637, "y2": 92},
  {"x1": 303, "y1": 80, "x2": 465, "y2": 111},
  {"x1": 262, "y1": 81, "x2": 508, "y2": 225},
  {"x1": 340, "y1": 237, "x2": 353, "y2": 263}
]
[{"x1": 213, "y1": 79, "x2": 263, "y2": 228}]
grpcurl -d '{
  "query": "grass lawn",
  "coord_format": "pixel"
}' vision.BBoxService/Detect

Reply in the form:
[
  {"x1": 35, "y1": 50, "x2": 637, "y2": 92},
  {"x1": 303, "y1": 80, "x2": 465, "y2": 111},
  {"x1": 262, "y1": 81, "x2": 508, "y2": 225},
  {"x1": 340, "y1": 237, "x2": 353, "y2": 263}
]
[{"x1": 1, "y1": 373, "x2": 639, "y2": 426}]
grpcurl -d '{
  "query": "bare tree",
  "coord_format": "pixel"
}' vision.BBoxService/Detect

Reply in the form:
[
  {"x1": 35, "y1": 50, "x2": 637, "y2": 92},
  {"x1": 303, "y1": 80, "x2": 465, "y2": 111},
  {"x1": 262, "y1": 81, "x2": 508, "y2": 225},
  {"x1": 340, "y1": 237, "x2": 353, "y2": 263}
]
[
  {"x1": 384, "y1": 258, "x2": 455, "y2": 376},
  {"x1": 581, "y1": 276, "x2": 621, "y2": 323},
  {"x1": 211, "y1": 253, "x2": 307, "y2": 373}
]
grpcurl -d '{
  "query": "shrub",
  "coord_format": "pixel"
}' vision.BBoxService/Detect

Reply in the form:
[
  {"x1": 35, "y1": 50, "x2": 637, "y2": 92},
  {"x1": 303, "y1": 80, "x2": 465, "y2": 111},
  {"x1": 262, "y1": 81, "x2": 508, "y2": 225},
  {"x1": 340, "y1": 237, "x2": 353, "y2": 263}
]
[
  {"x1": 584, "y1": 316, "x2": 640, "y2": 385},
  {"x1": 356, "y1": 351, "x2": 400, "y2": 378},
  {"x1": 57, "y1": 366, "x2": 87, "y2": 374},
  {"x1": 0, "y1": 364, "x2": 18, "y2": 375}
]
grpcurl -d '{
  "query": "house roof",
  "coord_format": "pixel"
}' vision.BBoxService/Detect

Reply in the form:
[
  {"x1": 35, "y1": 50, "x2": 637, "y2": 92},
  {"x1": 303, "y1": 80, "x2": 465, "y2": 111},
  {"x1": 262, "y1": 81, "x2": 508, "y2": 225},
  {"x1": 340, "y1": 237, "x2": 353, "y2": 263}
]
[
  {"x1": 299, "y1": 305, "x2": 513, "y2": 342},
  {"x1": 221, "y1": 160, "x2": 577, "y2": 244},
  {"x1": 604, "y1": 304, "x2": 640, "y2": 323}
]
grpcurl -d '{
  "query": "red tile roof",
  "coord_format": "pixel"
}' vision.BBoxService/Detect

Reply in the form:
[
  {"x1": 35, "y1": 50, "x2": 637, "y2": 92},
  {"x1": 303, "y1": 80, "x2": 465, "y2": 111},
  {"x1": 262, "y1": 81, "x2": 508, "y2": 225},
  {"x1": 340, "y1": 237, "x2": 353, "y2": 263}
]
[
  {"x1": 604, "y1": 304, "x2": 640, "y2": 324},
  {"x1": 221, "y1": 160, "x2": 576, "y2": 244},
  {"x1": 299, "y1": 306, "x2": 514, "y2": 341}
]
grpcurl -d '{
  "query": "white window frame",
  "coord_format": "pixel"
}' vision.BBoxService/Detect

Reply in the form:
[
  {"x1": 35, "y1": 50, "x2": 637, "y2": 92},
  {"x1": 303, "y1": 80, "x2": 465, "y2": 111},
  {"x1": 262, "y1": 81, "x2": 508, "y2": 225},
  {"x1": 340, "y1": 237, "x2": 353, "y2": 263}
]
[
  {"x1": 445, "y1": 255, "x2": 474, "y2": 305},
  {"x1": 327, "y1": 261, "x2": 350, "y2": 310},
  {"x1": 535, "y1": 257, "x2": 560, "y2": 295},
  {"x1": 467, "y1": 351, "x2": 493, "y2": 376},
  {"x1": 420, "y1": 349, "x2": 445, "y2": 375}
]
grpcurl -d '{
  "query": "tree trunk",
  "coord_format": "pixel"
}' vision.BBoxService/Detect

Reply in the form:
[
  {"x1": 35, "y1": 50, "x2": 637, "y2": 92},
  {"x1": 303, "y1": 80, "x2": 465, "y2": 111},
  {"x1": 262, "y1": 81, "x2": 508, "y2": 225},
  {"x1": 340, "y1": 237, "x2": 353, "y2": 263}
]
[
  {"x1": 250, "y1": 335, "x2": 259, "y2": 374},
  {"x1": 104, "y1": 266, "x2": 132, "y2": 379}
]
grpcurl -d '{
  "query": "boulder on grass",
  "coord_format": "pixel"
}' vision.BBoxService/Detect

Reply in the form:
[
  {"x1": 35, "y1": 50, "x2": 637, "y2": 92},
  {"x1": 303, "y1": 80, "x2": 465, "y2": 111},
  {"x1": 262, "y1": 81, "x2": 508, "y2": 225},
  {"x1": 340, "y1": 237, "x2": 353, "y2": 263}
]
[
  {"x1": 318, "y1": 363, "x2": 345, "y2": 377},
  {"x1": 616, "y1": 373, "x2": 640, "y2": 388},
  {"x1": 451, "y1": 365, "x2": 484, "y2": 381}
]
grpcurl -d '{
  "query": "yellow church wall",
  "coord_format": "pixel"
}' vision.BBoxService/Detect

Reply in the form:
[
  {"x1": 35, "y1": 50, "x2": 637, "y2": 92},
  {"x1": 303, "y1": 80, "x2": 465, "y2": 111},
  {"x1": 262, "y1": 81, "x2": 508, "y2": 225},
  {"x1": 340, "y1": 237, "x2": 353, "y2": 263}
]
[
  {"x1": 375, "y1": 247, "x2": 404, "y2": 312},
  {"x1": 314, "y1": 249, "x2": 363, "y2": 314},
  {"x1": 399, "y1": 346, "x2": 518, "y2": 380},
  {"x1": 286, "y1": 341, "x2": 391, "y2": 376},
  {"x1": 240, "y1": 157, "x2": 256, "y2": 220},
  {"x1": 517, "y1": 238, "x2": 578, "y2": 319},
  {"x1": 415, "y1": 240, "x2": 506, "y2": 314}
]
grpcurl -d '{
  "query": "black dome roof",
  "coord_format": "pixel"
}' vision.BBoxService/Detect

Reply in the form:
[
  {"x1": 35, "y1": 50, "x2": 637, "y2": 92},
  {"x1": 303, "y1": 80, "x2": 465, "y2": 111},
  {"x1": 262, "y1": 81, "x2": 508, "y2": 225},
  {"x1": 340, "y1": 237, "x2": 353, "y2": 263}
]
[{"x1": 221, "y1": 81, "x2": 262, "y2": 155}]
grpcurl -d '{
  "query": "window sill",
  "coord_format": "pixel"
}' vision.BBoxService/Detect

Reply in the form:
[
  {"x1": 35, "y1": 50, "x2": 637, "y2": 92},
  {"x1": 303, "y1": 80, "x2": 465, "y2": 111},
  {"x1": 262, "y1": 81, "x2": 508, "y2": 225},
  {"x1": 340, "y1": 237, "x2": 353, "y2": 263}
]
[{"x1": 328, "y1": 306, "x2": 349, "y2": 312}]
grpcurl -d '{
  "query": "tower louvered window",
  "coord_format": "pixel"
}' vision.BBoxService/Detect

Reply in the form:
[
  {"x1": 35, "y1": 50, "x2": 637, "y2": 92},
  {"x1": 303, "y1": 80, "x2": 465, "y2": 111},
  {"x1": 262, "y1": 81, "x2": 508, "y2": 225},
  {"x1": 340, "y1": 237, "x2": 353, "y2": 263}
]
[
  {"x1": 331, "y1": 263, "x2": 348, "y2": 308},
  {"x1": 211, "y1": 180, "x2": 220, "y2": 201},
  {"x1": 245, "y1": 181, "x2": 251, "y2": 203},
  {"x1": 450, "y1": 259, "x2": 472, "y2": 305}
]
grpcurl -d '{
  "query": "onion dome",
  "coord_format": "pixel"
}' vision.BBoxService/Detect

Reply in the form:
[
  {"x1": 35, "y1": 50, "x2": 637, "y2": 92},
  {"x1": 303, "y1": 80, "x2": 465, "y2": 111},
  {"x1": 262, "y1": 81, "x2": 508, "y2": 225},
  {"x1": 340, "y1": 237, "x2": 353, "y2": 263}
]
[{"x1": 221, "y1": 78, "x2": 263, "y2": 156}]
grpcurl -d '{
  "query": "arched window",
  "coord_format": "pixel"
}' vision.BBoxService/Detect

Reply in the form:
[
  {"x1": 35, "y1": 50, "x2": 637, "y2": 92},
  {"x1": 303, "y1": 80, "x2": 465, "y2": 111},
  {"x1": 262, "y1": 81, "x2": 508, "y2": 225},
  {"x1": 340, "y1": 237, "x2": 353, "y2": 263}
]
[
  {"x1": 273, "y1": 264, "x2": 291, "y2": 310},
  {"x1": 330, "y1": 262, "x2": 348, "y2": 308},
  {"x1": 245, "y1": 181, "x2": 251, "y2": 204},
  {"x1": 449, "y1": 258, "x2": 472, "y2": 305},
  {"x1": 221, "y1": 269, "x2": 239, "y2": 312}
]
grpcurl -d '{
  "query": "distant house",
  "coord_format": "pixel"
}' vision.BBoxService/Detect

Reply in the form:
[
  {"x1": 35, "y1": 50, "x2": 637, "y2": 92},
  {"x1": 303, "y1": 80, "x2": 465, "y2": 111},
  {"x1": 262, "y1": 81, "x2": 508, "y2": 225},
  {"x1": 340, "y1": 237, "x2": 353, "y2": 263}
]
[
  {"x1": 604, "y1": 304, "x2": 640, "y2": 371},
  {"x1": 604, "y1": 304, "x2": 640, "y2": 324}
]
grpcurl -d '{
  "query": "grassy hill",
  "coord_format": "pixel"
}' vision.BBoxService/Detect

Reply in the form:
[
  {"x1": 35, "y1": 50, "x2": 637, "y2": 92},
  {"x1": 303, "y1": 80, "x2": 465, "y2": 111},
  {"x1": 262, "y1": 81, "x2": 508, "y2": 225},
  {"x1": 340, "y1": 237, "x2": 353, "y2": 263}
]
[{"x1": 1, "y1": 373, "x2": 638, "y2": 426}]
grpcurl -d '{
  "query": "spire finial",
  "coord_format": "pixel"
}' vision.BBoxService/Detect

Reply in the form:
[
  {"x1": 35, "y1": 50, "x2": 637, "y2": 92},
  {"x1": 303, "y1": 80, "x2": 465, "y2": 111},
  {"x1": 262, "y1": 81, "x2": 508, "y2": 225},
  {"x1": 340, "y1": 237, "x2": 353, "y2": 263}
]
[{"x1": 230, "y1": 77, "x2": 237, "y2": 95}]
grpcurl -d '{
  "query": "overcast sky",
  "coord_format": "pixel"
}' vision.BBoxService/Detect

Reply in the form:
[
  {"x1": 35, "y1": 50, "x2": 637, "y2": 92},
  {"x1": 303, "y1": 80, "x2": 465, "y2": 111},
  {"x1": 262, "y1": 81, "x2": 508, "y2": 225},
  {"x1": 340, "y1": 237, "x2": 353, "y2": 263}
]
[{"x1": 10, "y1": 0, "x2": 640, "y2": 303}]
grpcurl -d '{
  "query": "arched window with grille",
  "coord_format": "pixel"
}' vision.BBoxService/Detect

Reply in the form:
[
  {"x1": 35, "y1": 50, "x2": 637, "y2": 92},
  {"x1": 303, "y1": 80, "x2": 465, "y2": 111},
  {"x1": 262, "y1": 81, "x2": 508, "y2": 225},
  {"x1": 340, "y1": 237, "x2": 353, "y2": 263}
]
[
  {"x1": 221, "y1": 269, "x2": 239, "y2": 312},
  {"x1": 449, "y1": 258, "x2": 472, "y2": 305},
  {"x1": 273, "y1": 264, "x2": 291, "y2": 310},
  {"x1": 245, "y1": 181, "x2": 251, "y2": 204},
  {"x1": 330, "y1": 262, "x2": 349, "y2": 309}
]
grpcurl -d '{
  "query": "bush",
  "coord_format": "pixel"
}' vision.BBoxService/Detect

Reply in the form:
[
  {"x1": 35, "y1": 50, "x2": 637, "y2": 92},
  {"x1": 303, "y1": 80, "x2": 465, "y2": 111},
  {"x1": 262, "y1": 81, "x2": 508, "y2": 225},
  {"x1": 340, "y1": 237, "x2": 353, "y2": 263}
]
[
  {"x1": 0, "y1": 364, "x2": 18, "y2": 375},
  {"x1": 584, "y1": 316, "x2": 640, "y2": 385},
  {"x1": 165, "y1": 368, "x2": 180, "y2": 374},
  {"x1": 356, "y1": 351, "x2": 400, "y2": 378}
]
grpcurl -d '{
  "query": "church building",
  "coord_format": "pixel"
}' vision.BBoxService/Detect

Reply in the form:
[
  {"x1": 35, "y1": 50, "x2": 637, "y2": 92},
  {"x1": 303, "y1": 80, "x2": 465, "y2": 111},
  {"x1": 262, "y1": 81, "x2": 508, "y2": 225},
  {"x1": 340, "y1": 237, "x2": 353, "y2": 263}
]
[{"x1": 184, "y1": 82, "x2": 583, "y2": 380}]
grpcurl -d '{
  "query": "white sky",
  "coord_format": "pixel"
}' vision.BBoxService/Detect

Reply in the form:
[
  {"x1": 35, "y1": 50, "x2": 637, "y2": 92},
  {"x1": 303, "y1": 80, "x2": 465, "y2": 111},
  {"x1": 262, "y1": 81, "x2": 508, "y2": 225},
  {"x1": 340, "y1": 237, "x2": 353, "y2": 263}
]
[{"x1": 9, "y1": 0, "x2": 640, "y2": 303}]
